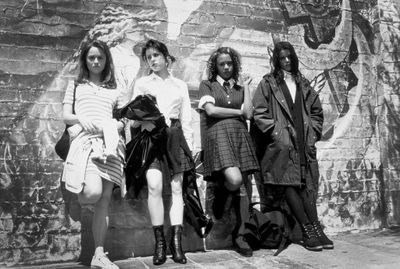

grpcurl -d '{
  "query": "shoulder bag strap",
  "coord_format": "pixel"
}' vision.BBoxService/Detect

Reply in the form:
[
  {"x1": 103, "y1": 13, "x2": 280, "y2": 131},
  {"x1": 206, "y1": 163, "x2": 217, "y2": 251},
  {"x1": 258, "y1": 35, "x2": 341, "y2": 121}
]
[{"x1": 72, "y1": 82, "x2": 77, "y2": 114}]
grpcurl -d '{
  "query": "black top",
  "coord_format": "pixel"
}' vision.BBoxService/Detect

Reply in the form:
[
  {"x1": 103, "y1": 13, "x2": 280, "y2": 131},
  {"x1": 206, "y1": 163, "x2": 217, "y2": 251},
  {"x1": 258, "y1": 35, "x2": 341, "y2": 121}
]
[{"x1": 280, "y1": 81, "x2": 306, "y2": 166}]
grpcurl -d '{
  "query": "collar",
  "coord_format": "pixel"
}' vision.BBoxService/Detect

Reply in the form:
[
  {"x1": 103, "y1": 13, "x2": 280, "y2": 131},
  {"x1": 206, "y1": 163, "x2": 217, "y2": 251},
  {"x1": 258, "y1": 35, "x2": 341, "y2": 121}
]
[
  {"x1": 283, "y1": 70, "x2": 295, "y2": 80},
  {"x1": 148, "y1": 71, "x2": 172, "y2": 81},
  {"x1": 217, "y1": 75, "x2": 235, "y2": 88}
]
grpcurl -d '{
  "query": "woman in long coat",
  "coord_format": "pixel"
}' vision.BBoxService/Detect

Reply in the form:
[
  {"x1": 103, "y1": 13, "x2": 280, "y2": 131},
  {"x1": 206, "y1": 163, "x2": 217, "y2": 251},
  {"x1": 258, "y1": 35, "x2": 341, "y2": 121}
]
[{"x1": 252, "y1": 41, "x2": 333, "y2": 251}]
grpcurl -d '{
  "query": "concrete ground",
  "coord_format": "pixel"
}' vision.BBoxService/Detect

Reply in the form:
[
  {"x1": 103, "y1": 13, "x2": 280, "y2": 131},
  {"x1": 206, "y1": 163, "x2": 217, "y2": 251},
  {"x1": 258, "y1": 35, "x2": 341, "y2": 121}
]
[{"x1": 8, "y1": 228, "x2": 400, "y2": 269}]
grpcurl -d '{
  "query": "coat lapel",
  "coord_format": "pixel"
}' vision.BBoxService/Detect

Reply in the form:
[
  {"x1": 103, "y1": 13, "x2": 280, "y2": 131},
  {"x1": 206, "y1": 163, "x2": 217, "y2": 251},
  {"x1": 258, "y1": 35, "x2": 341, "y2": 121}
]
[{"x1": 268, "y1": 76, "x2": 293, "y2": 123}]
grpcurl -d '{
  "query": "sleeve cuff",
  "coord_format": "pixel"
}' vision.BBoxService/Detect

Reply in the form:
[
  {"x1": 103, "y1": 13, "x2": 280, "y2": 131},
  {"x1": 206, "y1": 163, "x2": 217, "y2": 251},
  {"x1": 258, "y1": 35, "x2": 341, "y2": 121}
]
[{"x1": 198, "y1": 95, "x2": 215, "y2": 110}]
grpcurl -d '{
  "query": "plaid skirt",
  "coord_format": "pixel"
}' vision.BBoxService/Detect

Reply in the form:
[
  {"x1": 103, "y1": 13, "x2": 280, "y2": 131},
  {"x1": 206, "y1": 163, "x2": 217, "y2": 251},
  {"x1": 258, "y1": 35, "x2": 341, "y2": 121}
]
[{"x1": 203, "y1": 118, "x2": 259, "y2": 179}]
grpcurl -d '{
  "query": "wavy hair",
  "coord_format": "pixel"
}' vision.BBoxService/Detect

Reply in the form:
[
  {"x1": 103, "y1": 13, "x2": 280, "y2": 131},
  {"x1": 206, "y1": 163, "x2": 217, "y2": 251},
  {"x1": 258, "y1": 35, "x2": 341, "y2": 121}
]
[
  {"x1": 76, "y1": 40, "x2": 116, "y2": 89},
  {"x1": 206, "y1": 47, "x2": 241, "y2": 82},
  {"x1": 271, "y1": 41, "x2": 300, "y2": 83}
]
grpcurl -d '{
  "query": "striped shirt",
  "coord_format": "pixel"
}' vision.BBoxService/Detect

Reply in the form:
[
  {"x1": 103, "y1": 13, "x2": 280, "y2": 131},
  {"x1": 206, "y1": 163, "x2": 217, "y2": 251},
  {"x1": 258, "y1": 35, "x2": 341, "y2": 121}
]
[{"x1": 63, "y1": 80, "x2": 127, "y2": 190}]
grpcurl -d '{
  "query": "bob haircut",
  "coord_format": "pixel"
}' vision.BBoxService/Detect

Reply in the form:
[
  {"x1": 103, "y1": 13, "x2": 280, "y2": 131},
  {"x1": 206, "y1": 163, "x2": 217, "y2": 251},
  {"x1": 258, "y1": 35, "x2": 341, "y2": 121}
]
[
  {"x1": 141, "y1": 39, "x2": 176, "y2": 70},
  {"x1": 271, "y1": 41, "x2": 300, "y2": 83},
  {"x1": 206, "y1": 47, "x2": 241, "y2": 82},
  {"x1": 77, "y1": 39, "x2": 117, "y2": 89}
]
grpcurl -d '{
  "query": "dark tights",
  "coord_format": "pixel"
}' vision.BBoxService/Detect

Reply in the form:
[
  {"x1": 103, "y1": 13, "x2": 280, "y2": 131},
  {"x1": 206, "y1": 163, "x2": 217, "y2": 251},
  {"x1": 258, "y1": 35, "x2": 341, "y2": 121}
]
[{"x1": 285, "y1": 186, "x2": 318, "y2": 225}]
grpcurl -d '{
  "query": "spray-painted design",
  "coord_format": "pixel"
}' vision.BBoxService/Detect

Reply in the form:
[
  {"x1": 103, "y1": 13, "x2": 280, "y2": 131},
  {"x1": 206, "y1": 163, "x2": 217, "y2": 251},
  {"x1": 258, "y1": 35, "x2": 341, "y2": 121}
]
[{"x1": 0, "y1": 0, "x2": 399, "y2": 265}]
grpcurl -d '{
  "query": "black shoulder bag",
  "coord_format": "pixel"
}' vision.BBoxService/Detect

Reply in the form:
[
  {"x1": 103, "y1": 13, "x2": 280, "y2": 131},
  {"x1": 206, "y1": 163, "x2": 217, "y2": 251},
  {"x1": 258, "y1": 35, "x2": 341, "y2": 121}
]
[
  {"x1": 243, "y1": 202, "x2": 296, "y2": 256},
  {"x1": 55, "y1": 84, "x2": 77, "y2": 161}
]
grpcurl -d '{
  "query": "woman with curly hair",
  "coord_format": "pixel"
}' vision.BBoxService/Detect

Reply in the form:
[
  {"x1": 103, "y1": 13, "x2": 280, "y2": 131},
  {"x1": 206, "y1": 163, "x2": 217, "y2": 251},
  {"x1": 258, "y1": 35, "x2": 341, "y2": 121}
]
[{"x1": 198, "y1": 47, "x2": 259, "y2": 257}]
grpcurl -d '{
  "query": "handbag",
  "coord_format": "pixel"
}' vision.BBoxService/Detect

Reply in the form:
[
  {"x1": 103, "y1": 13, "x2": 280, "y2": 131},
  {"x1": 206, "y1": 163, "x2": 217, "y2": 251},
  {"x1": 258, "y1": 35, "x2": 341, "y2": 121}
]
[
  {"x1": 243, "y1": 202, "x2": 295, "y2": 256},
  {"x1": 55, "y1": 83, "x2": 77, "y2": 161},
  {"x1": 183, "y1": 170, "x2": 213, "y2": 238}
]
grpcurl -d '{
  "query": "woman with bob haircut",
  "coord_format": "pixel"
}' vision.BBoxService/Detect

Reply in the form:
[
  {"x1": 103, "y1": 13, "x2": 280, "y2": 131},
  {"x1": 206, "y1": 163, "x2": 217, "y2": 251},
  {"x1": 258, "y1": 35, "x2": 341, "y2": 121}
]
[{"x1": 131, "y1": 39, "x2": 194, "y2": 265}]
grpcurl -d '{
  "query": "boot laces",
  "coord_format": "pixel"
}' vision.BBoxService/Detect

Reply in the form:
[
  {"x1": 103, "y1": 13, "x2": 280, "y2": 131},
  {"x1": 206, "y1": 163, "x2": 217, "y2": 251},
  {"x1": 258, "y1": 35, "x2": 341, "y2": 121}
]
[
  {"x1": 304, "y1": 224, "x2": 318, "y2": 239},
  {"x1": 313, "y1": 222, "x2": 324, "y2": 237}
]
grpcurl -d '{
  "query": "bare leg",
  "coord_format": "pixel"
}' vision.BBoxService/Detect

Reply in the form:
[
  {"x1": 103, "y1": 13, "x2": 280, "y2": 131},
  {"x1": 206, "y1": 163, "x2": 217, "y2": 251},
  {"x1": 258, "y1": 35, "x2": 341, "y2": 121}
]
[
  {"x1": 92, "y1": 179, "x2": 114, "y2": 254},
  {"x1": 78, "y1": 174, "x2": 103, "y2": 254},
  {"x1": 170, "y1": 172, "x2": 184, "y2": 225},
  {"x1": 78, "y1": 175, "x2": 119, "y2": 267},
  {"x1": 222, "y1": 167, "x2": 243, "y2": 191},
  {"x1": 146, "y1": 168, "x2": 164, "y2": 226}
]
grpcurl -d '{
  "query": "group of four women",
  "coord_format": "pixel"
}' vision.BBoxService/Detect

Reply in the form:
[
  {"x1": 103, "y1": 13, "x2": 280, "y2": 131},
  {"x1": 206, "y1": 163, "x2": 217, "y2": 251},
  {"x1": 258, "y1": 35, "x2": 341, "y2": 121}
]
[{"x1": 61, "y1": 38, "x2": 332, "y2": 269}]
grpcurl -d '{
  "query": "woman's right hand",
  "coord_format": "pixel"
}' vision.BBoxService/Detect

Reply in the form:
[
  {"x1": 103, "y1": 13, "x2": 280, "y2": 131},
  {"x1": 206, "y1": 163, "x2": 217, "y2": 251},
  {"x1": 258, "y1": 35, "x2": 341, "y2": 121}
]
[
  {"x1": 78, "y1": 116, "x2": 101, "y2": 134},
  {"x1": 239, "y1": 72, "x2": 253, "y2": 87}
]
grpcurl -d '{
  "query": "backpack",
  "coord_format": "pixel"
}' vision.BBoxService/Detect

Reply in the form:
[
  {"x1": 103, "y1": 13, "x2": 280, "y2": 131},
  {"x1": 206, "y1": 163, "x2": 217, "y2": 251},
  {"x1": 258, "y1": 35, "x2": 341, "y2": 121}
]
[{"x1": 243, "y1": 202, "x2": 295, "y2": 256}]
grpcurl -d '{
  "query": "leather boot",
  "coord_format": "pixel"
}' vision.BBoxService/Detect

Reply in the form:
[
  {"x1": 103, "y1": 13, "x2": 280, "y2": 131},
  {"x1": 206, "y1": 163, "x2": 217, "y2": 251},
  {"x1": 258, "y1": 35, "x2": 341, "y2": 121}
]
[
  {"x1": 152, "y1": 225, "x2": 166, "y2": 265},
  {"x1": 312, "y1": 221, "x2": 334, "y2": 249},
  {"x1": 300, "y1": 223, "x2": 323, "y2": 251},
  {"x1": 169, "y1": 225, "x2": 187, "y2": 264}
]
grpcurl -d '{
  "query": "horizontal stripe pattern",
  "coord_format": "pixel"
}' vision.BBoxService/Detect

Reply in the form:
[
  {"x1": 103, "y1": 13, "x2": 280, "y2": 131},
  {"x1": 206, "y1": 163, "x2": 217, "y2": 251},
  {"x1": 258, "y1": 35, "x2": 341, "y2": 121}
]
[{"x1": 63, "y1": 81, "x2": 126, "y2": 187}]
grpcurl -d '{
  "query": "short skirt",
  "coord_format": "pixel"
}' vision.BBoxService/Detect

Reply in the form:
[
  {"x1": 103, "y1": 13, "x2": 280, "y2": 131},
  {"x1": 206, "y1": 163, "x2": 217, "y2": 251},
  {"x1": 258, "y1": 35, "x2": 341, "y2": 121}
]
[
  {"x1": 203, "y1": 117, "x2": 259, "y2": 179},
  {"x1": 148, "y1": 119, "x2": 194, "y2": 178}
]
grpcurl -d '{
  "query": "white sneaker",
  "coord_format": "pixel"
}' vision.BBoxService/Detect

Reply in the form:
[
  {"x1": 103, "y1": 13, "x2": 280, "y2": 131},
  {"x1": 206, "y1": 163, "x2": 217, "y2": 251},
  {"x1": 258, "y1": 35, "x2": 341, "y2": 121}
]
[{"x1": 90, "y1": 252, "x2": 119, "y2": 269}]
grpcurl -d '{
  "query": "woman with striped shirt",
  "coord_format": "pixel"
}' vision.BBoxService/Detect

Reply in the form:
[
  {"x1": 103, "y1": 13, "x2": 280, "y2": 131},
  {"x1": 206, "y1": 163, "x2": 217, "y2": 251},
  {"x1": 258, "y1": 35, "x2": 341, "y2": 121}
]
[
  {"x1": 62, "y1": 40, "x2": 126, "y2": 269},
  {"x1": 198, "y1": 47, "x2": 259, "y2": 257}
]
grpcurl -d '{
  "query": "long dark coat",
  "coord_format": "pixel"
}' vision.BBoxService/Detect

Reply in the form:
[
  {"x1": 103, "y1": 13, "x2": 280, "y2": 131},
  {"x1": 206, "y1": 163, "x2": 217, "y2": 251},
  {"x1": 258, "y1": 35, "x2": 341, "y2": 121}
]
[{"x1": 251, "y1": 73, "x2": 323, "y2": 189}]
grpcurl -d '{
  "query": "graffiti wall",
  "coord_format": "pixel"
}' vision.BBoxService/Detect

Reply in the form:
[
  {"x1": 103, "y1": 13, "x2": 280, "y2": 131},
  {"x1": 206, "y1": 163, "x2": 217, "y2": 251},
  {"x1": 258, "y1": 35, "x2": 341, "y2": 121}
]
[{"x1": 0, "y1": 0, "x2": 399, "y2": 265}]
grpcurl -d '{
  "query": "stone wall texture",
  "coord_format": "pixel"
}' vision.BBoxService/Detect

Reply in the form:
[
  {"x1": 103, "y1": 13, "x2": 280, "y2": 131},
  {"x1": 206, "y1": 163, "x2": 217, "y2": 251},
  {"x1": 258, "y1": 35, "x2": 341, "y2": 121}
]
[{"x1": 0, "y1": 0, "x2": 400, "y2": 266}]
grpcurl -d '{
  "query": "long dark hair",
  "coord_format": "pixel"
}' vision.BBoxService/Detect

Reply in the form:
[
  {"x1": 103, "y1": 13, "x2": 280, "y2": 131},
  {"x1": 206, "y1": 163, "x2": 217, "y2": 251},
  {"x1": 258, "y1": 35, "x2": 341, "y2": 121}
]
[
  {"x1": 141, "y1": 39, "x2": 176, "y2": 72},
  {"x1": 206, "y1": 47, "x2": 241, "y2": 82},
  {"x1": 76, "y1": 40, "x2": 116, "y2": 89},
  {"x1": 271, "y1": 41, "x2": 300, "y2": 83}
]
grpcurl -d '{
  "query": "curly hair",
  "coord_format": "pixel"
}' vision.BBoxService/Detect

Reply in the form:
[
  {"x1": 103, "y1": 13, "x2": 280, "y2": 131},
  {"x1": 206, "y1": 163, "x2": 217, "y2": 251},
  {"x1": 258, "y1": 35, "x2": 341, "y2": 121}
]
[
  {"x1": 77, "y1": 39, "x2": 117, "y2": 89},
  {"x1": 206, "y1": 47, "x2": 241, "y2": 82},
  {"x1": 271, "y1": 41, "x2": 300, "y2": 84}
]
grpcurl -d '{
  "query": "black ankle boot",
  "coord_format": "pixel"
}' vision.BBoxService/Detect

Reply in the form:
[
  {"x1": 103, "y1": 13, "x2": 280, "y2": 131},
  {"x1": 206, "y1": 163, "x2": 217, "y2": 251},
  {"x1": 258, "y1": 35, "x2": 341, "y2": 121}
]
[
  {"x1": 312, "y1": 221, "x2": 334, "y2": 249},
  {"x1": 169, "y1": 225, "x2": 187, "y2": 264},
  {"x1": 153, "y1": 225, "x2": 167, "y2": 265},
  {"x1": 300, "y1": 223, "x2": 323, "y2": 251}
]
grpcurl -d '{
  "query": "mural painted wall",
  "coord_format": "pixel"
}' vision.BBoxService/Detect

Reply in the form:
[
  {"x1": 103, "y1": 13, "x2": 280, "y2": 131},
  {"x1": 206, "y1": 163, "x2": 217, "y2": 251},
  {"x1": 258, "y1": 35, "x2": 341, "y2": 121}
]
[{"x1": 0, "y1": 0, "x2": 399, "y2": 266}]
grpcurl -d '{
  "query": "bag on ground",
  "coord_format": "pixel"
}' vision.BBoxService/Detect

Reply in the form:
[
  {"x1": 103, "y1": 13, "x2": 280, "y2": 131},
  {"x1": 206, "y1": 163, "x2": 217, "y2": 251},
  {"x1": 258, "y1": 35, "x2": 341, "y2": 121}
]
[{"x1": 243, "y1": 202, "x2": 295, "y2": 256}]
